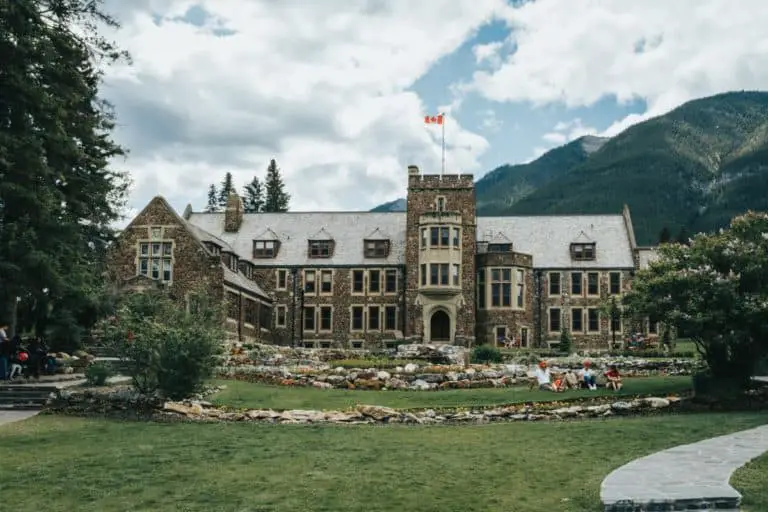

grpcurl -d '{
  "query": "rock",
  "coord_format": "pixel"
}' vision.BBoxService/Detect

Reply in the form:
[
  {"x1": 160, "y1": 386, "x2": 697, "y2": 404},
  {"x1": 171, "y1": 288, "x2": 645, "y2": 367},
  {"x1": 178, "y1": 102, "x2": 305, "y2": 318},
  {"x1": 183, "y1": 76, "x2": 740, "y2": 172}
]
[
  {"x1": 163, "y1": 402, "x2": 204, "y2": 416},
  {"x1": 377, "y1": 370, "x2": 391, "y2": 380},
  {"x1": 356, "y1": 405, "x2": 398, "y2": 421},
  {"x1": 551, "y1": 406, "x2": 584, "y2": 417},
  {"x1": 643, "y1": 397, "x2": 671, "y2": 408},
  {"x1": 312, "y1": 381, "x2": 333, "y2": 389},
  {"x1": 409, "y1": 379, "x2": 432, "y2": 391},
  {"x1": 610, "y1": 401, "x2": 634, "y2": 412},
  {"x1": 404, "y1": 363, "x2": 419, "y2": 373},
  {"x1": 386, "y1": 378, "x2": 408, "y2": 390}
]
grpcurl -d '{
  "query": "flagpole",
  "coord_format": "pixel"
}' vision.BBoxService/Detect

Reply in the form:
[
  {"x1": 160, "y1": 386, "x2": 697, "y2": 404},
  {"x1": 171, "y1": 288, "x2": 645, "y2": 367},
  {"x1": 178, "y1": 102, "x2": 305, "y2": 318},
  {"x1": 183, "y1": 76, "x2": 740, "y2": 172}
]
[{"x1": 441, "y1": 113, "x2": 445, "y2": 178}]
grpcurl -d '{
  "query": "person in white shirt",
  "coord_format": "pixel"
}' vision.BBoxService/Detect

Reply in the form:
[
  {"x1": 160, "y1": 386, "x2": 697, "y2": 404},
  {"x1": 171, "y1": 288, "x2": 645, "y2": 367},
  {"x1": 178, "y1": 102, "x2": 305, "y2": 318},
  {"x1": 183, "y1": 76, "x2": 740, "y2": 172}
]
[
  {"x1": 580, "y1": 360, "x2": 597, "y2": 390},
  {"x1": 534, "y1": 361, "x2": 553, "y2": 391}
]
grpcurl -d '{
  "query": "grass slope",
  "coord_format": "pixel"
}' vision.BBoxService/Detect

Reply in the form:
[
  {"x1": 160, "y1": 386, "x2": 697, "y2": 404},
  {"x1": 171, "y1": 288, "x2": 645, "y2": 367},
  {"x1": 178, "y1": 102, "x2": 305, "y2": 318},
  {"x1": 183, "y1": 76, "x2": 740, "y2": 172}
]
[
  {"x1": 732, "y1": 450, "x2": 768, "y2": 512},
  {"x1": 1, "y1": 413, "x2": 766, "y2": 511},
  {"x1": 211, "y1": 376, "x2": 692, "y2": 411}
]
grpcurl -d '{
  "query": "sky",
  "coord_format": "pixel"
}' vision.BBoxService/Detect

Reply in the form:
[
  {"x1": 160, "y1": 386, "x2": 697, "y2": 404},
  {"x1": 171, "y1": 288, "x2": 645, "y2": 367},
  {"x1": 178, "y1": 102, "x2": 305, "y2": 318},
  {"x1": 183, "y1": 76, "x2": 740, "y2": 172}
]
[{"x1": 98, "y1": 0, "x2": 768, "y2": 223}]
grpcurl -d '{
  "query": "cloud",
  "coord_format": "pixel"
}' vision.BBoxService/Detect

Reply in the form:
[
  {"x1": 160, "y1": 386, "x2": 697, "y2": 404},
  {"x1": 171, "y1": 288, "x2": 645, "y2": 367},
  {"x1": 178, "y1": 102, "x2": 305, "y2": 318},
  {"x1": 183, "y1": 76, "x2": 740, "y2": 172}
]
[
  {"x1": 464, "y1": 0, "x2": 768, "y2": 135},
  {"x1": 100, "y1": 0, "x2": 506, "y2": 222},
  {"x1": 541, "y1": 118, "x2": 597, "y2": 145},
  {"x1": 478, "y1": 109, "x2": 504, "y2": 132}
]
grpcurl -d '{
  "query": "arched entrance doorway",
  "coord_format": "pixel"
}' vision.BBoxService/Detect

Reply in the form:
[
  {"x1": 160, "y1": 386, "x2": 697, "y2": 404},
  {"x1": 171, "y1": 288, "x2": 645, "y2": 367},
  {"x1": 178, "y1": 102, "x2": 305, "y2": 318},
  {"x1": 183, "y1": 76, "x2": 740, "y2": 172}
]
[{"x1": 430, "y1": 310, "x2": 451, "y2": 342}]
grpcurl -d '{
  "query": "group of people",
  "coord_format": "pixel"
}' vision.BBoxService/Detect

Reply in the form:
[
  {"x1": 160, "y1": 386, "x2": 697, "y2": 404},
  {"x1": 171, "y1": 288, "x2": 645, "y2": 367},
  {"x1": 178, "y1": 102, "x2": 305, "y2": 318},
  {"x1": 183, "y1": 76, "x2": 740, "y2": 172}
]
[
  {"x1": 533, "y1": 360, "x2": 622, "y2": 392},
  {"x1": 0, "y1": 322, "x2": 53, "y2": 381}
]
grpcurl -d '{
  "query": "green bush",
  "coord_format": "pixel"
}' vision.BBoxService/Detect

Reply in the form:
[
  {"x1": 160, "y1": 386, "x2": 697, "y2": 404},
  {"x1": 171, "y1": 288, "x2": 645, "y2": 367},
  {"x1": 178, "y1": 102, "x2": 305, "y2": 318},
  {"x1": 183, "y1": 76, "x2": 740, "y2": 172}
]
[
  {"x1": 471, "y1": 345, "x2": 503, "y2": 364},
  {"x1": 97, "y1": 288, "x2": 224, "y2": 400},
  {"x1": 756, "y1": 356, "x2": 768, "y2": 376},
  {"x1": 84, "y1": 361, "x2": 113, "y2": 386}
]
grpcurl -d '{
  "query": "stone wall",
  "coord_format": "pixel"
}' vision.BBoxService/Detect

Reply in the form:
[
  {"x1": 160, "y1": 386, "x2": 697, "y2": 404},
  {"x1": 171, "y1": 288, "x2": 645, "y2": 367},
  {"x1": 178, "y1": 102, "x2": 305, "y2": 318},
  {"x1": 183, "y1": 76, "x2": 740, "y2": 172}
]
[
  {"x1": 538, "y1": 269, "x2": 634, "y2": 349},
  {"x1": 107, "y1": 197, "x2": 224, "y2": 306},
  {"x1": 252, "y1": 266, "x2": 406, "y2": 347},
  {"x1": 476, "y1": 251, "x2": 535, "y2": 346}
]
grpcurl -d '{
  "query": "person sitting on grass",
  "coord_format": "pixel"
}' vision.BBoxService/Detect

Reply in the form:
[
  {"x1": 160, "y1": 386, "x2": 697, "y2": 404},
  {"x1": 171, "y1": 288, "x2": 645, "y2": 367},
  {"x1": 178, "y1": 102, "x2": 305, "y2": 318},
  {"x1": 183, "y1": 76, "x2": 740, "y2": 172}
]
[
  {"x1": 563, "y1": 369, "x2": 580, "y2": 390},
  {"x1": 605, "y1": 365, "x2": 622, "y2": 391},
  {"x1": 534, "y1": 361, "x2": 554, "y2": 391},
  {"x1": 580, "y1": 360, "x2": 597, "y2": 390}
]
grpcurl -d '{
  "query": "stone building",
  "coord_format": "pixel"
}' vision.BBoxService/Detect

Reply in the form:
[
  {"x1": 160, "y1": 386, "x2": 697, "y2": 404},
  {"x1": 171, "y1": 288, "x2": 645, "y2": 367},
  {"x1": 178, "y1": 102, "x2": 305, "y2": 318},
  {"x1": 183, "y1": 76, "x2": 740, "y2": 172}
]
[
  {"x1": 116, "y1": 166, "x2": 660, "y2": 348},
  {"x1": 108, "y1": 195, "x2": 273, "y2": 342}
]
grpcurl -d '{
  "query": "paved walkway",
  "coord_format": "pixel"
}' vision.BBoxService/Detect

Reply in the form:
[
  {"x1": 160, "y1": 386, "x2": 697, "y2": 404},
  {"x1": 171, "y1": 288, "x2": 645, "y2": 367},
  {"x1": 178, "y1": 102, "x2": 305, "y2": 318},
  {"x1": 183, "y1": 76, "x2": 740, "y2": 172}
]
[
  {"x1": 601, "y1": 424, "x2": 768, "y2": 511},
  {"x1": 0, "y1": 410, "x2": 39, "y2": 427}
]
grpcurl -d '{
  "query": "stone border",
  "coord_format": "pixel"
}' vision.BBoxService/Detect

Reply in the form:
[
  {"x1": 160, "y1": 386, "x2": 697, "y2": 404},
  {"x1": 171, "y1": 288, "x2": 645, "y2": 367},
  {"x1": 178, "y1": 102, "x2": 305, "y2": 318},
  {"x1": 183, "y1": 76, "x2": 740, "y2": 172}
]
[{"x1": 601, "y1": 424, "x2": 768, "y2": 511}]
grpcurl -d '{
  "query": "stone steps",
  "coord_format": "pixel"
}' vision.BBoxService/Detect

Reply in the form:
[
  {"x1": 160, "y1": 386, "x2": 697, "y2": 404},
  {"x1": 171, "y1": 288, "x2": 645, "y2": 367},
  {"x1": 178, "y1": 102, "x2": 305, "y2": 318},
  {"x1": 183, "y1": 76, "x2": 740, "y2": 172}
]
[{"x1": 0, "y1": 384, "x2": 57, "y2": 410}]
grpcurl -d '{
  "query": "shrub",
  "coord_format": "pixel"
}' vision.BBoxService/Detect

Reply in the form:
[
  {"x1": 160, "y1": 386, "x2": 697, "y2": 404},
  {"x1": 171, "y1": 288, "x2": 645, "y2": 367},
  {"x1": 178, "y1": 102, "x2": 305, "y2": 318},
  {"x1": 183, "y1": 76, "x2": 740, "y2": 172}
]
[
  {"x1": 84, "y1": 361, "x2": 113, "y2": 386},
  {"x1": 97, "y1": 288, "x2": 224, "y2": 400},
  {"x1": 471, "y1": 345, "x2": 503, "y2": 364}
]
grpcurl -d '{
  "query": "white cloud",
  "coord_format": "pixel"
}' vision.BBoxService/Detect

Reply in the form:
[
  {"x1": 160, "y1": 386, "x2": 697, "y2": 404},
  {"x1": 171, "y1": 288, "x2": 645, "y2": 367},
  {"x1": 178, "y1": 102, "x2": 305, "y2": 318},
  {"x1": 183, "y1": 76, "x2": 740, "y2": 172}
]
[
  {"x1": 479, "y1": 109, "x2": 504, "y2": 132},
  {"x1": 101, "y1": 0, "x2": 507, "y2": 222},
  {"x1": 541, "y1": 118, "x2": 597, "y2": 145},
  {"x1": 465, "y1": 0, "x2": 768, "y2": 136}
]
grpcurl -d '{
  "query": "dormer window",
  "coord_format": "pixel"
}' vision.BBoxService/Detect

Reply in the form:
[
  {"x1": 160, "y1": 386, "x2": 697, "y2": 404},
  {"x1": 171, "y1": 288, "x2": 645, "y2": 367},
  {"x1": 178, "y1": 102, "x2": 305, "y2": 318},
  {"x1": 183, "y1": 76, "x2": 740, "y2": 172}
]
[
  {"x1": 571, "y1": 243, "x2": 596, "y2": 261},
  {"x1": 225, "y1": 253, "x2": 238, "y2": 271},
  {"x1": 309, "y1": 240, "x2": 334, "y2": 258},
  {"x1": 253, "y1": 240, "x2": 279, "y2": 258},
  {"x1": 364, "y1": 239, "x2": 390, "y2": 258},
  {"x1": 238, "y1": 260, "x2": 253, "y2": 279},
  {"x1": 488, "y1": 243, "x2": 512, "y2": 253},
  {"x1": 205, "y1": 242, "x2": 221, "y2": 256}
]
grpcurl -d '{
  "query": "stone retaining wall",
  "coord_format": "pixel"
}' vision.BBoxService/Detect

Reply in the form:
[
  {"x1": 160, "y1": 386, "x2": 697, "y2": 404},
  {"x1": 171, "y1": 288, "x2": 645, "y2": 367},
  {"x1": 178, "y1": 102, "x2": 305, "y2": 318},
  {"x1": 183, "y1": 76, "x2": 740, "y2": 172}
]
[{"x1": 45, "y1": 386, "x2": 683, "y2": 425}]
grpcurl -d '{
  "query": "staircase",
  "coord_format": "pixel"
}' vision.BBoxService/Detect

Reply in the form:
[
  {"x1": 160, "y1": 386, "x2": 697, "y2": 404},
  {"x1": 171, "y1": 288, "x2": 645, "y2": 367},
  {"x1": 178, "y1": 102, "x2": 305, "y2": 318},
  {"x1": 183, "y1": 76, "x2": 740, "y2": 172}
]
[{"x1": 0, "y1": 384, "x2": 57, "y2": 410}]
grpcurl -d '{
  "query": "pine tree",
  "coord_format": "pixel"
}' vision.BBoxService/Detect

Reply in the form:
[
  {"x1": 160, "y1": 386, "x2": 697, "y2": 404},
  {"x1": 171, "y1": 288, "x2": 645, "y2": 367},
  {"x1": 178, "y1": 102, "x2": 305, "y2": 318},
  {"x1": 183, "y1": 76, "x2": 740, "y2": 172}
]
[
  {"x1": 675, "y1": 227, "x2": 689, "y2": 245},
  {"x1": 205, "y1": 184, "x2": 219, "y2": 212},
  {"x1": 243, "y1": 177, "x2": 264, "y2": 213},
  {"x1": 264, "y1": 159, "x2": 290, "y2": 212},
  {"x1": 659, "y1": 226, "x2": 671, "y2": 244},
  {"x1": 217, "y1": 172, "x2": 234, "y2": 207},
  {"x1": 0, "y1": 0, "x2": 130, "y2": 345}
]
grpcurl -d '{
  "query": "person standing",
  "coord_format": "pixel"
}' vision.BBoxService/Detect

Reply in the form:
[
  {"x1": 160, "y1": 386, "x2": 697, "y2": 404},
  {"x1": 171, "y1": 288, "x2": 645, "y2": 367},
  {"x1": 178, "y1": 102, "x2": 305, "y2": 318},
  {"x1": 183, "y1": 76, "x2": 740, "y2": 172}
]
[{"x1": 0, "y1": 322, "x2": 10, "y2": 381}]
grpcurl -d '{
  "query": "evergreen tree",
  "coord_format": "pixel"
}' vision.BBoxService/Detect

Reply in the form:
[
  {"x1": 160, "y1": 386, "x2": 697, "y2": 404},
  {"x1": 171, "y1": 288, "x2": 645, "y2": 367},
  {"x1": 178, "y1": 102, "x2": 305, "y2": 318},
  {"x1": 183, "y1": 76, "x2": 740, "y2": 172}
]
[
  {"x1": 0, "y1": 0, "x2": 129, "y2": 346},
  {"x1": 243, "y1": 177, "x2": 264, "y2": 213},
  {"x1": 264, "y1": 159, "x2": 290, "y2": 212},
  {"x1": 218, "y1": 172, "x2": 234, "y2": 207},
  {"x1": 658, "y1": 226, "x2": 671, "y2": 244},
  {"x1": 558, "y1": 324, "x2": 572, "y2": 355},
  {"x1": 205, "y1": 184, "x2": 219, "y2": 212},
  {"x1": 675, "y1": 227, "x2": 689, "y2": 245}
]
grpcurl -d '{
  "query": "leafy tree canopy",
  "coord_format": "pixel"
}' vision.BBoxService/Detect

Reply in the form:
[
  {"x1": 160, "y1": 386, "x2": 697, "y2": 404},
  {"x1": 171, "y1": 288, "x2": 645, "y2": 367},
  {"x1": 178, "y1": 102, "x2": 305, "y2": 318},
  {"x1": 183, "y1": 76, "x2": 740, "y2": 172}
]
[{"x1": 623, "y1": 211, "x2": 768, "y2": 386}]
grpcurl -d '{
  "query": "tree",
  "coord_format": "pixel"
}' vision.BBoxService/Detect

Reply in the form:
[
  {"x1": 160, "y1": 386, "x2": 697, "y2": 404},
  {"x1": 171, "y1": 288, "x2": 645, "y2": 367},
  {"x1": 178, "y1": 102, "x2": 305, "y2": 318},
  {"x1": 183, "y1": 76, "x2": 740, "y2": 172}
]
[
  {"x1": 558, "y1": 323, "x2": 572, "y2": 355},
  {"x1": 243, "y1": 176, "x2": 264, "y2": 213},
  {"x1": 659, "y1": 226, "x2": 671, "y2": 244},
  {"x1": 264, "y1": 159, "x2": 290, "y2": 212},
  {"x1": 205, "y1": 184, "x2": 219, "y2": 212},
  {"x1": 675, "y1": 226, "x2": 689, "y2": 245},
  {"x1": 0, "y1": 0, "x2": 130, "y2": 343},
  {"x1": 622, "y1": 211, "x2": 768, "y2": 389},
  {"x1": 217, "y1": 172, "x2": 234, "y2": 208}
]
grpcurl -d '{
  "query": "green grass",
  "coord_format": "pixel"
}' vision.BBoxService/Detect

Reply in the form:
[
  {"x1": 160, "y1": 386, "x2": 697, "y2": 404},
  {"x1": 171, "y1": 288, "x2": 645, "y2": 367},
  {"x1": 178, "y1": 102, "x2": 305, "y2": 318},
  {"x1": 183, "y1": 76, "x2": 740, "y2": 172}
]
[
  {"x1": 0, "y1": 412, "x2": 766, "y2": 512},
  {"x1": 211, "y1": 376, "x2": 692, "y2": 410},
  {"x1": 731, "y1": 450, "x2": 768, "y2": 512}
]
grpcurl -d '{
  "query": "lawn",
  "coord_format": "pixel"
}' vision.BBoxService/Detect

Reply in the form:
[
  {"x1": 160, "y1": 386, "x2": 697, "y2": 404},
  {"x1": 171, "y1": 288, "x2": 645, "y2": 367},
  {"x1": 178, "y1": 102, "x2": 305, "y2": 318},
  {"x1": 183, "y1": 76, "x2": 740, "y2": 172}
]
[
  {"x1": 1, "y1": 412, "x2": 766, "y2": 512},
  {"x1": 731, "y1": 450, "x2": 768, "y2": 512},
  {"x1": 211, "y1": 376, "x2": 692, "y2": 410}
]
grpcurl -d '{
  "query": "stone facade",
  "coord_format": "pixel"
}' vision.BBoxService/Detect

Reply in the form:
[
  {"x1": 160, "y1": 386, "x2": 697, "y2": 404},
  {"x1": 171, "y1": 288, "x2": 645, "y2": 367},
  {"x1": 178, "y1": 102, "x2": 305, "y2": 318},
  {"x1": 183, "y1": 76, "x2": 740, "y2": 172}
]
[
  {"x1": 116, "y1": 166, "x2": 662, "y2": 350},
  {"x1": 108, "y1": 196, "x2": 272, "y2": 343}
]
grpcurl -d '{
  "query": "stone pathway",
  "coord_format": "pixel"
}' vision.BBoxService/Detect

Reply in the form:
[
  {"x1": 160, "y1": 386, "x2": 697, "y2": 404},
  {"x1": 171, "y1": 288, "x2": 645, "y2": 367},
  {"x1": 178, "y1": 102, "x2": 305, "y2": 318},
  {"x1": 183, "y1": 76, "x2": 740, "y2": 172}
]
[
  {"x1": 0, "y1": 410, "x2": 39, "y2": 427},
  {"x1": 601, "y1": 424, "x2": 768, "y2": 511}
]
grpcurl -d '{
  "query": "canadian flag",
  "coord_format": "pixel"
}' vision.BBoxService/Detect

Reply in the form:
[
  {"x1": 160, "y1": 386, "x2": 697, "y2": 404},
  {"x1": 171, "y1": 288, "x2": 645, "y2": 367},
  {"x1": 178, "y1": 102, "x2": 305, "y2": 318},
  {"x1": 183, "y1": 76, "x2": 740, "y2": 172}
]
[{"x1": 424, "y1": 114, "x2": 444, "y2": 125}]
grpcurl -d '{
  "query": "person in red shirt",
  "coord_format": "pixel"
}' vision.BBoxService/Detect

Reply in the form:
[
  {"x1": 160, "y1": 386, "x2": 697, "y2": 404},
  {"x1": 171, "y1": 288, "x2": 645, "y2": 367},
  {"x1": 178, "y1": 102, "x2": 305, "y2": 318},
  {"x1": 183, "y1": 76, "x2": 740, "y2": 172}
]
[{"x1": 605, "y1": 365, "x2": 622, "y2": 391}]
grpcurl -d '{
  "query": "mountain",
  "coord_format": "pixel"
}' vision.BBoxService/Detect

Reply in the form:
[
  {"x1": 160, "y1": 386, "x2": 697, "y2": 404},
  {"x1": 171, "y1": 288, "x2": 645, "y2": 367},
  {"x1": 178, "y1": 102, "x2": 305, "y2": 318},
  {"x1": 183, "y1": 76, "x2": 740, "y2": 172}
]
[
  {"x1": 475, "y1": 135, "x2": 607, "y2": 214},
  {"x1": 370, "y1": 91, "x2": 768, "y2": 245},
  {"x1": 370, "y1": 198, "x2": 406, "y2": 212},
  {"x1": 505, "y1": 91, "x2": 768, "y2": 244}
]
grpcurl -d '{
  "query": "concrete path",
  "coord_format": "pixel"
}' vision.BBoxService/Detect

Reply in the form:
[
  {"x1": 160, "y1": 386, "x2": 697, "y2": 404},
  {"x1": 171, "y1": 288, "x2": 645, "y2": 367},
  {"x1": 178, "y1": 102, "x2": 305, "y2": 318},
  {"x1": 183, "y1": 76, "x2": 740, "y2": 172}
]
[
  {"x1": 601, "y1": 424, "x2": 768, "y2": 511},
  {"x1": 0, "y1": 410, "x2": 39, "y2": 427}
]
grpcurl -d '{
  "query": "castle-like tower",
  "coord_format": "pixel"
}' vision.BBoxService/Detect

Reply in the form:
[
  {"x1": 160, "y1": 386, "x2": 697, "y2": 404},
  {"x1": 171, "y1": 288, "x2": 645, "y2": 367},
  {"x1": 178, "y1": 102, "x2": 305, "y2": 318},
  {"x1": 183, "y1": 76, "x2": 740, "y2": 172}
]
[{"x1": 404, "y1": 165, "x2": 476, "y2": 345}]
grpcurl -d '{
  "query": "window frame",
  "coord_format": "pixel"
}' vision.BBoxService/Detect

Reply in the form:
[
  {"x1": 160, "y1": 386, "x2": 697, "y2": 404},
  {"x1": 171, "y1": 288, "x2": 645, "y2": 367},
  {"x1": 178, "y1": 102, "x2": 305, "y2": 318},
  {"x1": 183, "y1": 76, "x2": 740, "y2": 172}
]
[
  {"x1": 490, "y1": 267, "x2": 513, "y2": 308},
  {"x1": 570, "y1": 272, "x2": 583, "y2": 295},
  {"x1": 138, "y1": 240, "x2": 174, "y2": 282},
  {"x1": 549, "y1": 307, "x2": 561, "y2": 332},
  {"x1": 320, "y1": 269, "x2": 333, "y2": 295},
  {"x1": 384, "y1": 269, "x2": 398, "y2": 294},
  {"x1": 571, "y1": 307, "x2": 583, "y2": 332},
  {"x1": 304, "y1": 269, "x2": 316, "y2": 295},
  {"x1": 308, "y1": 240, "x2": 333, "y2": 258},
  {"x1": 275, "y1": 269, "x2": 288, "y2": 290},
  {"x1": 253, "y1": 239, "x2": 278, "y2": 258},
  {"x1": 587, "y1": 272, "x2": 599, "y2": 296},
  {"x1": 275, "y1": 305, "x2": 287, "y2": 328},
  {"x1": 318, "y1": 306, "x2": 333, "y2": 332},
  {"x1": 548, "y1": 272, "x2": 561, "y2": 296},
  {"x1": 364, "y1": 239, "x2": 390, "y2": 259}
]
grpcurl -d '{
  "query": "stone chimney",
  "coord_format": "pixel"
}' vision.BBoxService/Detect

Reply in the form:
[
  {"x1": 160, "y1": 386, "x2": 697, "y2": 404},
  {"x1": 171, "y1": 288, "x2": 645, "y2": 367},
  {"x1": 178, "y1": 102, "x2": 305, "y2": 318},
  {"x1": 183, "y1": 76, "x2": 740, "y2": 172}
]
[
  {"x1": 224, "y1": 191, "x2": 244, "y2": 232},
  {"x1": 408, "y1": 165, "x2": 419, "y2": 176}
]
